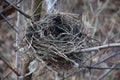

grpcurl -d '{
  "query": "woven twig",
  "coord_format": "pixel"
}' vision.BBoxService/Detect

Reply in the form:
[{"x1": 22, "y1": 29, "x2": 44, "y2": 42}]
[{"x1": 24, "y1": 13, "x2": 99, "y2": 72}]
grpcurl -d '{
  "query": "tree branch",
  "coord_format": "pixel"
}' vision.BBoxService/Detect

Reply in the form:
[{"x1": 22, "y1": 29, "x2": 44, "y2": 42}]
[
  {"x1": 69, "y1": 43, "x2": 120, "y2": 54},
  {"x1": 81, "y1": 43, "x2": 120, "y2": 52}
]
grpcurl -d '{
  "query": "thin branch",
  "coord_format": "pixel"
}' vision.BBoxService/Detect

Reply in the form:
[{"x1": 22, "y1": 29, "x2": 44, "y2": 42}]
[
  {"x1": 93, "y1": 51, "x2": 120, "y2": 66},
  {"x1": 0, "y1": 55, "x2": 20, "y2": 76},
  {"x1": 98, "y1": 62, "x2": 120, "y2": 80},
  {"x1": 0, "y1": 0, "x2": 23, "y2": 13},
  {"x1": 81, "y1": 43, "x2": 120, "y2": 52},
  {"x1": 0, "y1": 13, "x2": 19, "y2": 33},
  {"x1": 62, "y1": 46, "x2": 120, "y2": 80},
  {"x1": 4, "y1": 0, "x2": 31, "y2": 19},
  {"x1": 31, "y1": 0, "x2": 43, "y2": 21},
  {"x1": 67, "y1": 43, "x2": 120, "y2": 54},
  {"x1": 15, "y1": 2, "x2": 20, "y2": 80},
  {"x1": 86, "y1": 66, "x2": 120, "y2": 70},
  {"x1": 46, "y1": 0, "x2": 57, "y2": 13},
  {"x1": 3, "y1": 70, "x2": 12, "y2": 80},
  {"x1": 61, "y1": 64, "x2": 120, "y2": 80},
  {"x1": 103, "y1": 22, "x2": 115, "y2": 44}
]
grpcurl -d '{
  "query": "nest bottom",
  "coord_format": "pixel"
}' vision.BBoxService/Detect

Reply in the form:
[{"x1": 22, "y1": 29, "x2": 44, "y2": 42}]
[{"x1": 43, "y1": 51, "x2": 84, "y2": 71}]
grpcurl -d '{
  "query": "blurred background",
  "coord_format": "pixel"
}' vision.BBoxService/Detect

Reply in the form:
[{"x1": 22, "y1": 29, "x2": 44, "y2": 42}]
[{"x1": 0, "y1": 0, "x2": 120, "y2": 80}]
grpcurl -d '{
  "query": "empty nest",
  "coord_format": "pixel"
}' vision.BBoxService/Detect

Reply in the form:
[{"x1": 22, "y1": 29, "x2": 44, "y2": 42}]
[{"x1": 24, "y1": 13, "x2": 98, "y2": 72}]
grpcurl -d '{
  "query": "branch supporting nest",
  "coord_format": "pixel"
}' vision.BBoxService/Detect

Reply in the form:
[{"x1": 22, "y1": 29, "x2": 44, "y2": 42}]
[{"x1": 69, "y1": 43, "x2": 120, "y2": 53}]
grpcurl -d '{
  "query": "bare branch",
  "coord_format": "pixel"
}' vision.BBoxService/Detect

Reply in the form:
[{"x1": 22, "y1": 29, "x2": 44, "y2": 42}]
[
  {"x1": 81, "y1": 43, "x2": 120, "y2": 52},
  {"x1": 98, "y1": 62, "x2": 120, "y2": 80},
  {"x1": 0, "y1": 13, "x2": 19, "y2": 33},
  {"x1": 4, "y1": 0, "x2": 31, "y2": 19},
  {"x1": 0, "y1": 55, "x2": 20, "y2": 76}
]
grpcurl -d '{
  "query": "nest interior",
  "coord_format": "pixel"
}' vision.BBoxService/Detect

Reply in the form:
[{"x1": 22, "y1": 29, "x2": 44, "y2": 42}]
[{"x1": 25, "y1": 13, "x2": 98, "y2": 72}]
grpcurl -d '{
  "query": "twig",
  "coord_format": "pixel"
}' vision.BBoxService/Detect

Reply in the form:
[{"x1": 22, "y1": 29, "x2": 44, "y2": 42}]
[
  {"x1": 62, "y1": 47, "x2": 120, "y2": 80},
  {"x1": 80, "y1": 43, "x2": 120, "y2": 52},
  {"x1": 96, "y1": 0, "x2": 109, "y2": 17},
  {"x1": 4, "y1": 0, "x2": 31, "y2": 19},
  {"x1": 92, "y1": 0, "x2": 109, "y2": 37},
  {"x1": 103, "y1": 22, "x2": 115, "y2": 44},
  {"x1": 0, "y1": 13, "x2": 19, "y2": 33},
  {"x1": 97, "y1": 62, "x2": 120, "y2": 80},
  {"x1": 15, "y1": 2, "x2": 20, "y2": 80},
  {"x1": 3, "y1": 70, "x2": 12, "y2": 80},
  {"x1": 46, "y1": 0, "x2": 57, "y2": 13},
  {"x1": 93, "y1": 51, "x2": 120, "y2": 66},
  {"x1": 61, "y1": 65, "x2": 120, "y2": 80},
  {"x1": 86, "y1": 66, "x2": 120, "y2": 70},
  {"x1": 31, "y1": 0, "x2": 43, "y2": 21},
  {"x1": 68, "y1": 43, "x2": 120, "y2": 54},
  {"x1": 0, "y1": 55, "x2": 20, "y2": 76},
  {"x1": 0, "y1": 0, "x2": 23, "y2": 13}
]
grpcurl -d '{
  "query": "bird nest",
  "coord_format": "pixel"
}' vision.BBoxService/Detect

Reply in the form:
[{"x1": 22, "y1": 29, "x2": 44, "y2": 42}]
[{"x1": 24, "y1": 13, "x2": 98, "y2": 72}]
